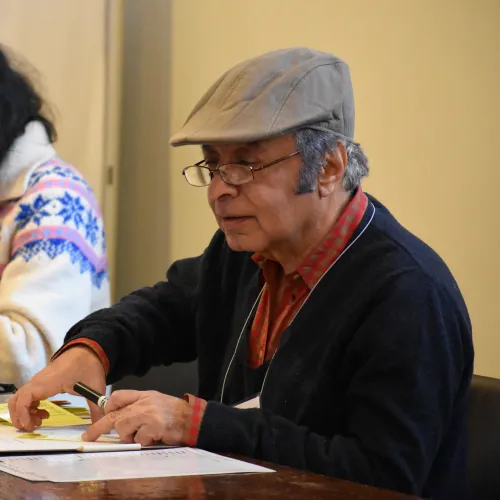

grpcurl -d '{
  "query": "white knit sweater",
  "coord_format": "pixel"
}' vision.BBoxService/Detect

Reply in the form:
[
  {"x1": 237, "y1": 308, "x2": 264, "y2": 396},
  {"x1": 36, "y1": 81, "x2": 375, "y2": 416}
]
[{"x1": 0, "y1": 122, "x2": 110, "y2": 387}]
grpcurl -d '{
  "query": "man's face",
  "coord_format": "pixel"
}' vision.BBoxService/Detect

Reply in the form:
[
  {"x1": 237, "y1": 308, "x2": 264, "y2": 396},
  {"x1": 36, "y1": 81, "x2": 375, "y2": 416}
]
[{"x1": 206, "y1": 135, "x2": 324, "y2": 255}]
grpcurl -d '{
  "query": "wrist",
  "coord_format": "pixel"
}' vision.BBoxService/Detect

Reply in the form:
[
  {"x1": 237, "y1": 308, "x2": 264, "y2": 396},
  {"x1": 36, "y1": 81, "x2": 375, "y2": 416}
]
[
  {"x1": 55, "y1": 345, "x2": 105, "y2": 375},
  {"x1": 181, "y1": 395, "x2": 207, "y2": 446},
  {"x1": 174, "y1": 399, "x2": 192, "y2": 444},
  {"x1": 52, "y1": 339, "x2": 110, "y2": 375}
]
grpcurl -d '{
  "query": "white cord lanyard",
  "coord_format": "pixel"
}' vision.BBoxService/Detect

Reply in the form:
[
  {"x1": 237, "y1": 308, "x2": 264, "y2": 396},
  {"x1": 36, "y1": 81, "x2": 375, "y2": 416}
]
[{"x1": 220, "y1": 202, "x2": 376, "y2": 405}]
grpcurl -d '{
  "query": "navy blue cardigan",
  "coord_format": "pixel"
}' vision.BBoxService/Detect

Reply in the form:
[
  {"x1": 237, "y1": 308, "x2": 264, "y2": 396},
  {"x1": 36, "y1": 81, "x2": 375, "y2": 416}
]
[{"x1": 65, "y1": 195, "x2": 473, "y2": 499}]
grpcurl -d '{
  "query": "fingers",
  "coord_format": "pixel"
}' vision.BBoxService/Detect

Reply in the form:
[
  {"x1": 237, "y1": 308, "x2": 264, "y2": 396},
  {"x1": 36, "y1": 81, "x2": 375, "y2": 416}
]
[
  {"x1": 83, "y1": 390, "x2": 143, "y2": 437},
  {"x1": 8, "y1": 347, "x2": 107, "y2": 431},
  {"x1": 83, "y1": 410, "x2": 121, "y2": 442},
  {"x1": 13, "y1": 389, "x2": 32, "y2": 429},
  {"x1": 37, "y1": 409, "x2": 50, "y2": 420},
  {"x1": 103, "y1": 390, "x2": 142, "y2": 414},
  {"x1": 82, "y1": 392, "x2": 188, "y2": 446},
  {"x1": 9, "y1": 393, "x2": 43, "y2": 431},
  {"x1": 83, "y1": 403, "x2": 150, "y2": 444},
  {"x1": 115, "y1": 412, "x2": 143, "y2": 443},
  {"x1": 82, "y1": 390, "x2": 141, "y2": 437},
  {"x1": 84, "y1": 408, "x2": 159, "y2": 446},
  {"x1": 11, "y1": 383, "x2": 57, "y2": 430},
  {"x1": 30, "y1": 408, "x2": 49, "y2": 420},
  {"x1": 7, "y1": 394, "x2": 22, "y2": 429},
  {"x1": 134, "y1": 425, "x2": 157, "y2": 447}
]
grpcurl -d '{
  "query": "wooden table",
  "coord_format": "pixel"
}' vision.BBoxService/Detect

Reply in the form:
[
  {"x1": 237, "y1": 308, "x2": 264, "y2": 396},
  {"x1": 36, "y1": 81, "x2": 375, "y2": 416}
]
[{"x1": 0, "y1": 457, "x2": 420, "y2": 500}]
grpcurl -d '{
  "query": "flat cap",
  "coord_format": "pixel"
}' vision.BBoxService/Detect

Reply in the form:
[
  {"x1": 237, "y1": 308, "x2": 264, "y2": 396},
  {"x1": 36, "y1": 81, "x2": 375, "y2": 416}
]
[{"x1": 170, "y1": 47, "x2": 354, "y2": 146}]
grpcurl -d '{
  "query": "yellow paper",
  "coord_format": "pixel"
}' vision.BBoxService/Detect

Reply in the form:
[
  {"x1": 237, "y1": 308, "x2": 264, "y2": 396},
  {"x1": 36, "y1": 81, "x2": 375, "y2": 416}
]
[
  {"x1": 17, "y1": 426, "x2": 120, "y2": 443},
  {"x1": 0, "y1": 400, "x2": 86, "y2": 427},
  {"x1": 17, "y1": 432, "x2": 45, "y2": 439},
  {"x1": 64, "y1": 407, "x2": 91, "y2": 417}
]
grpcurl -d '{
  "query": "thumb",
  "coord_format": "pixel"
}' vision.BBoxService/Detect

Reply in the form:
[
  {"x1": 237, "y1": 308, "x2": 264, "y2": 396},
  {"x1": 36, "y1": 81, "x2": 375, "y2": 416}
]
[{"x1": 103, "y1": 390, "x2": 142, "y2": 415}]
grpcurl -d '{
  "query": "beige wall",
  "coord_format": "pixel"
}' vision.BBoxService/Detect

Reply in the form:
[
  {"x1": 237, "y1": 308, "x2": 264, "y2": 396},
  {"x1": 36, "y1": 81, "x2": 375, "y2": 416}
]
[
  {"x1": 115, "y1": 0, "x2": 172, "y2": 297},
  {"x1": 0, "y1": 0, "x2": 108, "y2": 202},
  {"x1": 168, "y1": 0, "x2": 500, "y2": 376}
]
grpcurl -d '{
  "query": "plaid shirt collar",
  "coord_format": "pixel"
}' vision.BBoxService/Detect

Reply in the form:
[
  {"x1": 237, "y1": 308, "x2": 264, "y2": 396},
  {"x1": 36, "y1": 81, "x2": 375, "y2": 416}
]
[{"x1": 252, "y1": 188, "x2": 368, "y2": 289}]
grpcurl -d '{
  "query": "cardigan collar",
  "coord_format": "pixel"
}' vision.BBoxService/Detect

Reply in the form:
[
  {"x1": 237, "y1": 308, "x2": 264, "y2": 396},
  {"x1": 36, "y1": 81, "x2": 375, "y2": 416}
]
[{"x1": 0, "y1": 121, "x2": 56, "y2": 202}]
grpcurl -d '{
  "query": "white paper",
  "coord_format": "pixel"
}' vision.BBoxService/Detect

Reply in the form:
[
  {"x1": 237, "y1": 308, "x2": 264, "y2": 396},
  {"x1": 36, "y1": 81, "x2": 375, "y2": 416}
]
[
  {"x1": 48, "y1": 393, "x2": 90, "y2": 408},
  {"x1": 0, "y1": 393, "x2": 135, "y2": 453},
  {"x1": 234, "y1": 395, "x2": 261, "y2": 409},
  {"x1": 22, "y1": 425, "x2": 122, "y2": 442},
  {"x1": 0, "y1": 448, "x2": 273, "y2": 482},
  {"x1": 0, "y1": 423, "x2": 138, "y2": 453},
  {"x1": 0, "y1": 410, "x2": 11, "y2": 421}
]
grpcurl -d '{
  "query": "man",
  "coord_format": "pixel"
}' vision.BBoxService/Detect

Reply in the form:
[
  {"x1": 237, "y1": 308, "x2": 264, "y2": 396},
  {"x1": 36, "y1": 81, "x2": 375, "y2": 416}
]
[{"x1": 9, "y1": 48, "x2": 473, "y2": 499}]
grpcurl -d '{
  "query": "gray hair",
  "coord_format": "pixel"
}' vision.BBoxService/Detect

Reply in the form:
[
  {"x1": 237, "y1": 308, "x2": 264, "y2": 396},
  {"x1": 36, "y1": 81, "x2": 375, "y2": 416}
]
[{"x1": 294, "y1": 128, "x2": 369, "y2": 194}]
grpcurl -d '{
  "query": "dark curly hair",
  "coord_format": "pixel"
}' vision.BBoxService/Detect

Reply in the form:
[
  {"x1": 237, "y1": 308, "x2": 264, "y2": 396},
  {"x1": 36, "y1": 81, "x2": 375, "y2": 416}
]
[{"x1": 0, "y1": 46, "x2": 56, "y2": 166}]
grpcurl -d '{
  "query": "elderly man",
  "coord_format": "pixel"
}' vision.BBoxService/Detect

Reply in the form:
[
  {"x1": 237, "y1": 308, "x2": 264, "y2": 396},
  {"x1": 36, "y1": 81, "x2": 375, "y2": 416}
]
[{"x1": 9, "y1": 48, "x2": 473, "y2": 499}]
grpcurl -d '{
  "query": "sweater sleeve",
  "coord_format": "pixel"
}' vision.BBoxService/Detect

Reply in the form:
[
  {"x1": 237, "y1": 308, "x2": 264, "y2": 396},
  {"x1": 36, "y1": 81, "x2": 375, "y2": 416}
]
[
  {"x1": 194, "y1": 273, "x2": 469, "y2": 495},
  {"x1": 0, "y1": 165, "x2": 109, "y2": 387},
  {"x1": 63, "y1": 255, "x2": 202, "y2": 384}
]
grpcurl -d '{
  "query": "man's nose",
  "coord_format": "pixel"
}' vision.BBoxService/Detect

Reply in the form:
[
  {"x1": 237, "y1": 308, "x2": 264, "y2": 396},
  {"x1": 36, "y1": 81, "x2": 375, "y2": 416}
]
[{"x1": 207, "y1": 171, "x2": 238, "y2": 202}]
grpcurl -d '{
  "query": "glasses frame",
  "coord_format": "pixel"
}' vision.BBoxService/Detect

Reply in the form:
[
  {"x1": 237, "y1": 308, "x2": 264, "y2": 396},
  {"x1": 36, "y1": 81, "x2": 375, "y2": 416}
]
[{"x1": 182, "y1": 151, "x2": 300, "y2": 187}]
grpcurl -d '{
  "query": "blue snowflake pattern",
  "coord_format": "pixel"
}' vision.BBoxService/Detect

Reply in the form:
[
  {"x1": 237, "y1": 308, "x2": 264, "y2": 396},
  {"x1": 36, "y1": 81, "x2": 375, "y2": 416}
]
[
  {"x1": 57, "y1": 192, "x2": 85, "y2": 229},
  {"x1": 28, "y1": 163, "x2": 91, "y2": 191},
  {"x1": 12, "y1": 239, "x2": 108, "y2": 289},
  {"x1": 28, "y1": 169, "x2": 51, "y2": 187},
  {"x1": 15, "y1": 195, "x2": 52, "y2": 230},
  {"x1": 84, "y1": 210, "x2": 100, "y2": 246}
]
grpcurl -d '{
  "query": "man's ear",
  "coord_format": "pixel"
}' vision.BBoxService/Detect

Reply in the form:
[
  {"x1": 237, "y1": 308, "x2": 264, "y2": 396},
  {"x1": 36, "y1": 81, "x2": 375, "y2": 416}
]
[{"x1": 318, "y1": 141, "x2": 347, "y2": 197}]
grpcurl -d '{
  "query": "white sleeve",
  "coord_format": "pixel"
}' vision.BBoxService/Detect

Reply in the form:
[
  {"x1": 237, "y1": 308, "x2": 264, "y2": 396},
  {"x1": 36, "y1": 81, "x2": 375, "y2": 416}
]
[{"x1": 0, "y1": 166, "x2": 109, "y2": 387}]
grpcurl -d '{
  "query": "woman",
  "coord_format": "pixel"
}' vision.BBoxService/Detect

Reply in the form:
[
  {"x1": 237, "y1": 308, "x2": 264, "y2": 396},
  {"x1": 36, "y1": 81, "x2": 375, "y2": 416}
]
[{"x1": 0, "y1": 46, "x2": 110, "y2": 387}]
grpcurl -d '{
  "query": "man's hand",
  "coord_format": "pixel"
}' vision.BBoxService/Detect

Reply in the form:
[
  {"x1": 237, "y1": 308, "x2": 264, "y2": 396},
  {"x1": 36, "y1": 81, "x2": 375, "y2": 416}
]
[
  {"x1": 82, "y1": 390, "x2": 192, "y2": 446},
  {"x1": 9, "y1": 346, "x2": 106, "y2": 431}
]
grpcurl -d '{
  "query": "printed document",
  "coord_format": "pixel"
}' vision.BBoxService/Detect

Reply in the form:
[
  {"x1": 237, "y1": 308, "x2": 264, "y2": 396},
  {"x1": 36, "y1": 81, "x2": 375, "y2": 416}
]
[{"x1": 0, "y1": 448, "x2": 273, "y2": 482}]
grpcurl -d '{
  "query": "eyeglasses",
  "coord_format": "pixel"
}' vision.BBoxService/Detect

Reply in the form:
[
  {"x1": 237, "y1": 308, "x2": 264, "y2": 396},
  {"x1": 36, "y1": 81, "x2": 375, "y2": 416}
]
[{"x1": 182, "y1": 151, "x2": 300, "y2": 187}]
